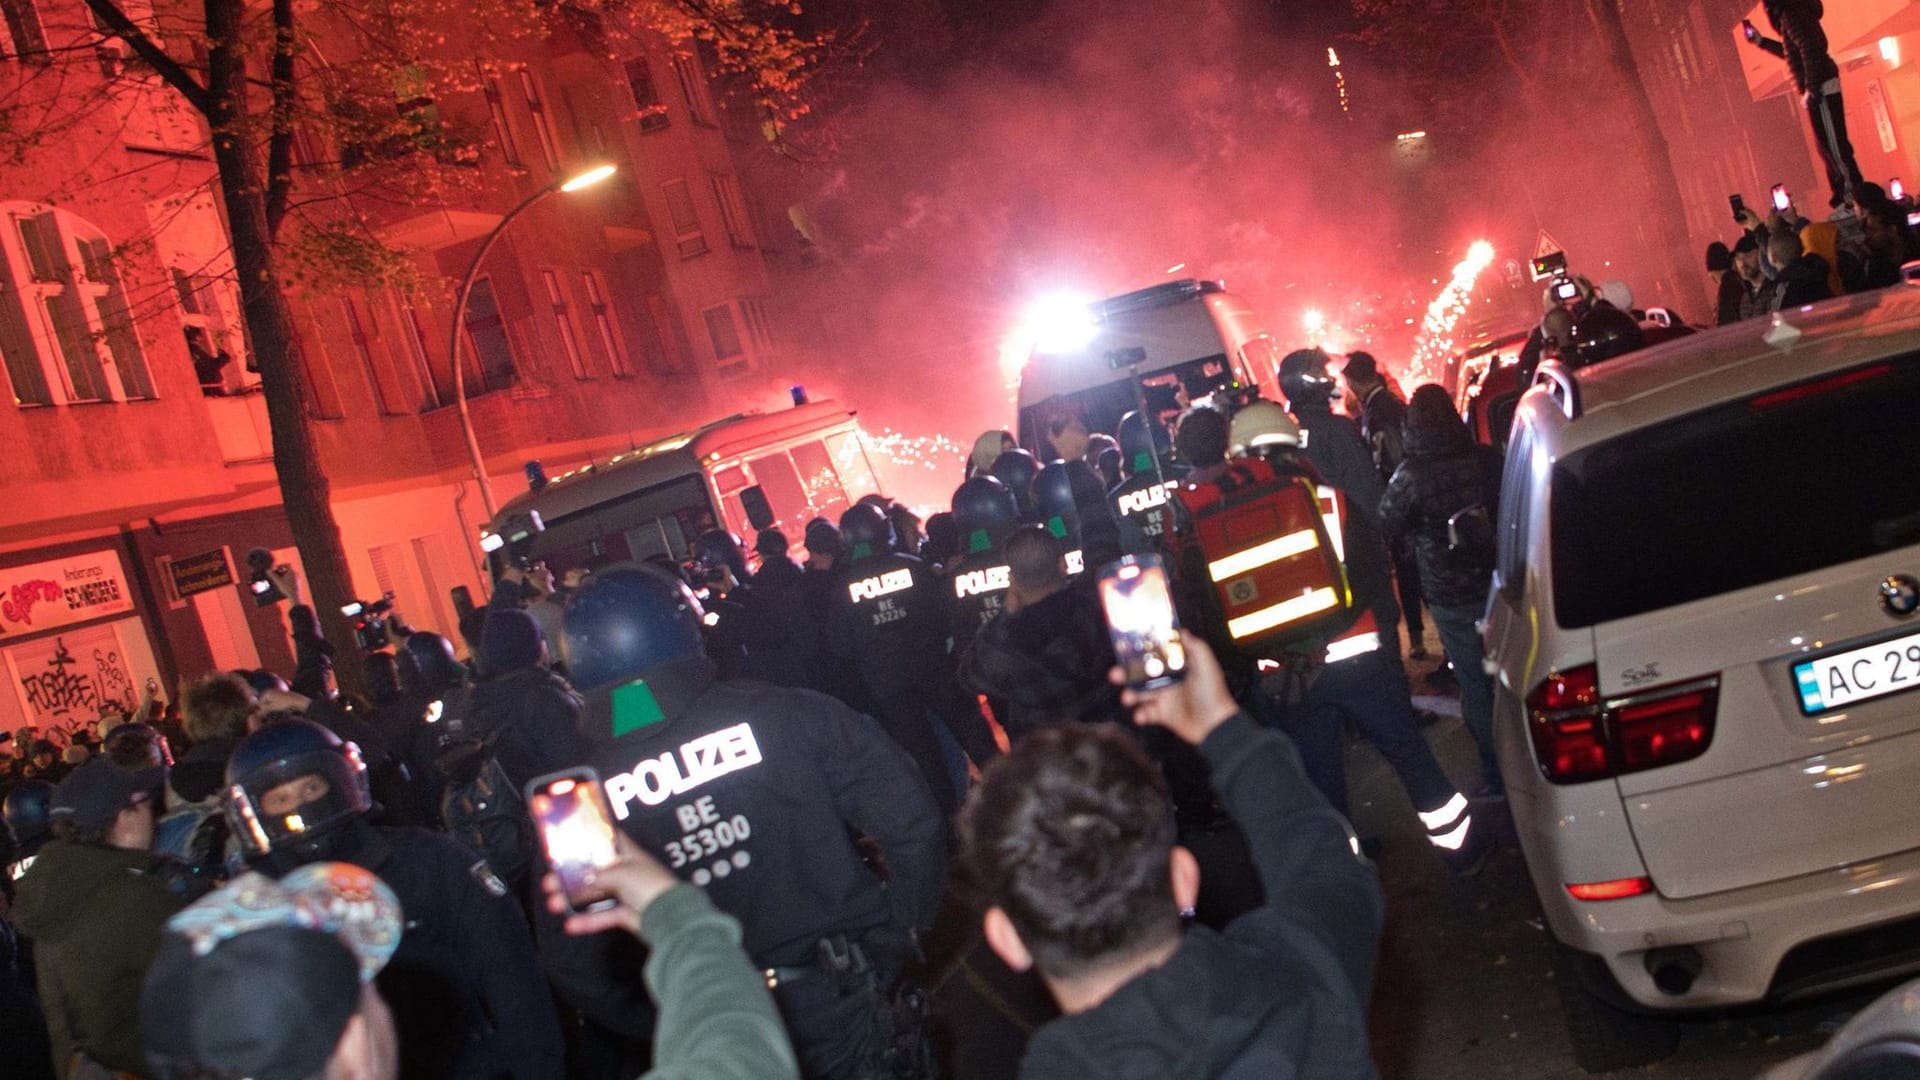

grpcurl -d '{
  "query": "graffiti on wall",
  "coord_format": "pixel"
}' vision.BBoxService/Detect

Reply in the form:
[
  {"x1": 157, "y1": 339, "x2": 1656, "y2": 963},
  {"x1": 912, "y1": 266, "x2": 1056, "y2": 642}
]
[{"x1": 10, "y1": 624, "x2": 134, "y2": 734}]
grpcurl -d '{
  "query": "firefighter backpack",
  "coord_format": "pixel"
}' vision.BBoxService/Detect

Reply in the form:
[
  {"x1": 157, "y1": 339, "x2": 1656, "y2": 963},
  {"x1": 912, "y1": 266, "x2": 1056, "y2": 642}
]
[{"x1": 1175, "y1": 458, "x2": 1352, "y2": 656}]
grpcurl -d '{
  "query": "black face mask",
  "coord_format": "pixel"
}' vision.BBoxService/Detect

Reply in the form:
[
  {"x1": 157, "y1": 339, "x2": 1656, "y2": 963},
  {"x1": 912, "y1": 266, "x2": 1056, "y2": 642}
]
[{"x1": 249, "y1": 815, "x2": 368, "y2": 877}]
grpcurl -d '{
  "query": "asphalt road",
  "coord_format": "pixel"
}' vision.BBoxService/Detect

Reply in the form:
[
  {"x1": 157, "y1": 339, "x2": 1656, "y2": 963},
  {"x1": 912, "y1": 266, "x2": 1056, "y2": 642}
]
[{"x1": 1361, "y1": 663, "x2": 1872, "y2": 1080}]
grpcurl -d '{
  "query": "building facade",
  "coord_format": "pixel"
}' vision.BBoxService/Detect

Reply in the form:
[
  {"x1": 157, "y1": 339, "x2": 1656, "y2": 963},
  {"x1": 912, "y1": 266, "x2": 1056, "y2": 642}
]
[{"x1": 0, "y1": 0, "x2": 784, "y2": 737}]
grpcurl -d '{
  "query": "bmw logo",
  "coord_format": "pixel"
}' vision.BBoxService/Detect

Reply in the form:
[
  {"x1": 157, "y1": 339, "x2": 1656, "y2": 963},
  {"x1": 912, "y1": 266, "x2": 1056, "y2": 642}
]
[{"x1": 1881, "y1": 574, "x2": 1920, "y2": 619}]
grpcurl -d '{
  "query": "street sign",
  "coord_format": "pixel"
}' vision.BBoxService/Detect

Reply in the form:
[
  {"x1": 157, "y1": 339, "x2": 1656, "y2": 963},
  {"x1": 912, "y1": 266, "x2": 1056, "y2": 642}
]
[
  {"x1": 1530, "y1": 231, "x2": 1567, "y2": 280},
  {"x1": 167, "y1": 549, "x2": 235, "y2": 600}
]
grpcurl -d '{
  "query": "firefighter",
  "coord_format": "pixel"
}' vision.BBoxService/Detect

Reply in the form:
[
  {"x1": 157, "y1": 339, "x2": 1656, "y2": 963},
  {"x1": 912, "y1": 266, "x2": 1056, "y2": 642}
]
[
  {"x1": 826, "y1": 504, "x2": 965, "y2": 814},
  {"x1": 1109, "y1": 410, "x2": 1190, "y2": 562},
  {"x1": 547, "y1": 564, "x2": 946, "y2": 1079},
  {"x1": 1270, "y1": 351, "x2": 1484, "y2": 872}
]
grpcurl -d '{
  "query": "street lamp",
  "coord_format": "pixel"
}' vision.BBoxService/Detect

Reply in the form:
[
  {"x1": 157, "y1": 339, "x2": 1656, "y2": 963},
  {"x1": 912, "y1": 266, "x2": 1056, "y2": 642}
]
[{"x1": 450, "y1": 162, "x2": 618, "y2": 522}]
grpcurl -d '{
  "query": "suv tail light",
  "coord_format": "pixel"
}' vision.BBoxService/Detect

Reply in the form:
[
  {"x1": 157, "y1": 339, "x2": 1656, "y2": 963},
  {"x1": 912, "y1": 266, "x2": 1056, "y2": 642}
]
[{"x1": 1526, "y1": 664, "x2": 1719, "y2": 784}]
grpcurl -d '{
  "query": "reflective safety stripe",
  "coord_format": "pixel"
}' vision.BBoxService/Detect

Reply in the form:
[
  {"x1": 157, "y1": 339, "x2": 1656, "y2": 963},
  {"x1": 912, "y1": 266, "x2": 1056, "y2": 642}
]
[
  {"x1": 1317, "y1": 486, "x2": 1346, "y2": 562},
  {"x1": 1226, "y1": 587, "x2": 1341, "y2": 639},
  {"x1": 1417, "y1": 792, "x2": 1471, "y2": 832},
  {"x1": 1429, "y1": 816, "x2": 1473, "y2": 851},
  {"x1": 1324, "y1": 630, "x2": 1380, "y2": 664},
  {"x1": 1065, "y1": 550, "x2": 1085, "y2": 575},
  {"x1": 1205, "y1": 529, "x2": 1320, "y2": 581}
]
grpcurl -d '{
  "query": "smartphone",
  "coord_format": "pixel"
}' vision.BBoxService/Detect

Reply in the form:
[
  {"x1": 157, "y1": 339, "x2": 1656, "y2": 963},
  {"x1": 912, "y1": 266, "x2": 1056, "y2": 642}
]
[
  {"x1": 527, "y1": 768, "x2": 620, "y2": 914},
  {"x1": 1742, "y1": 19, "x2": 1757, "y2": 43},
  {"x1": 1771, "y1": 184, "x2": 1791, "y2": 212},
  {"x1": 1728, "y1": 193, "x2": 1746, "y2": 222},
  {"x1": 1098, "y1": 555, "x2": 1186, "y2": 691},
  {"x1": 1893, "y1": 178, "x2": 1906, "y2": 202}
]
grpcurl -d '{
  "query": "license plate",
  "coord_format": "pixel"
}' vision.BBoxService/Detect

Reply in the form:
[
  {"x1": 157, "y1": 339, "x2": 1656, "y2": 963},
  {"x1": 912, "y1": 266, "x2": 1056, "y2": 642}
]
[{"x1": 1794, "y1": 630, "x2": 1920, "y2": 715}]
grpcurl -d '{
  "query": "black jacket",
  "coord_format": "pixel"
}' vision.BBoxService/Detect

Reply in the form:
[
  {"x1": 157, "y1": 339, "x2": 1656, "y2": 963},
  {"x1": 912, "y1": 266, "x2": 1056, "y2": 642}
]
[
  {"x1": 826, "y1": 551, "x2": 953, "y2": 711},
  {"x1": 1355, "y1": 385, "x2": 1408, "y2": 483},
  {"x1": 541, "y1": 657, "x2": 945, "y2": 1039},
  {"x1": 266, "y1": 822, "x2": 565, "y2": 1080},
  {"x1": 1771, "y1": 253, "x2": 1835, "y2": 310},
  {"x1": 712, "y1": 558, "x2": 825, "y2": 692},
  {"x1": 1757, "y1": 1, "x2": 1838, "y2": 95},
  {"x1": 958, "y1": 580, "x2": 1120, "y2": 740},
  {"x1": 1714, "y1": 270, "x2": 1748, "y2": 326},
  {"x1": 1018, "y1": 715, "x2": 1382, "y2": 1080},
  {"x1": 458, "y1": 665, "x2": 590, "y2": 792},
  {"x1": 1289, "y1": 404, "x2": 1396, "y2": 636},
  {"x1": 1378, "y1": 415, "x2": 1504, "y2": 609}
]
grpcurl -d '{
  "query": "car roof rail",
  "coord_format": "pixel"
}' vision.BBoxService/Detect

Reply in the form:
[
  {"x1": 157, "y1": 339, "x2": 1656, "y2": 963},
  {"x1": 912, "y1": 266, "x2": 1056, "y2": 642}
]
[{"x1": 1533, "y1": 360, "x2": 1581, "y2": 421}]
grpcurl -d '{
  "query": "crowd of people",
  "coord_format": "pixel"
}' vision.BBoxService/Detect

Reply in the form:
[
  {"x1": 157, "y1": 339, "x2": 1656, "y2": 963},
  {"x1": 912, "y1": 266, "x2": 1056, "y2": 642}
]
[{"x1": 0, "y1": 336, "x2": 1520, "y2": 1079}]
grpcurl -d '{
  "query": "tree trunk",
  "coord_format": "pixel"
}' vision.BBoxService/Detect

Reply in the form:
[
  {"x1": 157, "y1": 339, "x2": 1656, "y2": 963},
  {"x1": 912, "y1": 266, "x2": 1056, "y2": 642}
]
[
  {"x1": 1583, "y1": 0, "x2": 1710, "y2": 320},
  {"x1": 205, "y1": 0, "x2": 367, "y2": 696}
]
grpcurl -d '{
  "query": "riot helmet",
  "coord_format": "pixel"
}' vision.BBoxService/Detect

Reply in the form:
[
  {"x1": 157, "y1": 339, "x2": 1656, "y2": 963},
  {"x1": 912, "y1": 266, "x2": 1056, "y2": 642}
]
[
  {"x1": 224, "y1": 719, "x2": 372, "y2": 858},
  {"x1": 1116, "y1": 411, "x2": 1173, "y2": 477},
  {"x1": 562, "y1": 564, "x2": 708, "y2": 694},
  {"x1": 1033, "y1": 461, "x2": 1079, "y2": 544},
  {"x1": 3, "y1": 779, "x2": 54, "y2": 854},
  {"x1": 403, "y1": 631, "x2": 463, "y2": 698},
  {"x1": 839, "y1": 503, "x2": 896, "y2": 561},
  {"x1": 1228, "y1": 400, "x2": 1301, "y2": 457},
  {"x1": 989, "y1": 448, "x2": 1041, "y2": 519},
  {"x1": 1568, "y1": 305, "x2": 1645, "y2": 368},
  {"x1": 951, "y1": 476, "x2": 1020, "y2": 554},
  {"x1": 1277, "y1": 348, "x2": 1336, "y2": 410}
]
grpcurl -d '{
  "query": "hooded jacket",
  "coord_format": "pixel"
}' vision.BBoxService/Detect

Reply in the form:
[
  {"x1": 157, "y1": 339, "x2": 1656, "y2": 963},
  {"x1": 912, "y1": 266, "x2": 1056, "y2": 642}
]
[
  {"x1": 12, "y1": 839, "x2": 187, "y2": 1075},
  {"x1": 1378, "y1": 409, "x2": 1504, "y2": 608},
  {"x1": 1770, "y1": 253, "x2": 1835, "y2": 311},
  {"x1": 1017, "y1": 715, "x2": 1382, "y2": 1080},
  {"x1": 1757, "y1": 1, "x2": 1838, "y2": 96}
]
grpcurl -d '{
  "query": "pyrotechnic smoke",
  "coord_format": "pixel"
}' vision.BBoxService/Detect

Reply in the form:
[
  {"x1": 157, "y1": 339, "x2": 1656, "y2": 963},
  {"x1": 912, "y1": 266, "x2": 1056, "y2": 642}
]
[{"x1": 1405, "y1": 240, "x2": 1495, "y2": 387}]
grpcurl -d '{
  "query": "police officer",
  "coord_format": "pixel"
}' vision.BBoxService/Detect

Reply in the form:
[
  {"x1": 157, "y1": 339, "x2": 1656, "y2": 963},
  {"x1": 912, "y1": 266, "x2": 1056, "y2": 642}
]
[
  {"x1": 549, "y1": 565, "x2": 946, "y2": 1079},
  {"x1": 1273, "y1": 350, "x2": 1483, "y2": 872},
  {"x1": 2, "y1": 780, "x2": 52, "y2": 883},
  {"x1": 989, "y1": 448, "x2": 1042, "y2": 523},
  {"x1": 1109, "y1": 410, "x2": 1190, "y2": 561},
  {"x1": 223, "y1": 720, "x2": 566, "y2": 1079},
  {"x1": 947, "y1": 476, "x2": 1020, "y2": 655},
  {"x1": 826, "y1": 504, "x2": 963, "y2": 814},
  {"x1": 1033, "y1": 459, "x2": 1122, "y2": 574}
]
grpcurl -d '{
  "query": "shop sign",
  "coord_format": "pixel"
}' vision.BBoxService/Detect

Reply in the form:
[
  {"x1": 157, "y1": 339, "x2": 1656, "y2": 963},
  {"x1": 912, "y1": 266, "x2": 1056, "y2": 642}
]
[
  {"x1": 0, "y1": 550, "x2": 136, "y2": 639},
  {"x1": 167, "y1": 549, "x2": 234, "y2": 599}
]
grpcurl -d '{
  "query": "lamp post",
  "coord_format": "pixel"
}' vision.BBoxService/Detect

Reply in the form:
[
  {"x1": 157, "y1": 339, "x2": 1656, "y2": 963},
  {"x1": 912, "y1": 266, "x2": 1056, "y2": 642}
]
[{"x1": 451, "y1": 163, "x2": 618, "y2": 522}]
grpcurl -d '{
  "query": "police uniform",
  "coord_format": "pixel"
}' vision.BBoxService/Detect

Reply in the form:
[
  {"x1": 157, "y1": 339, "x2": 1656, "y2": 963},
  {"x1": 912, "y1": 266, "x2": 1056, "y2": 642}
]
[
  {"x1": 826, "y1": 548, "x2": 964, "y2": 813},
  {"x1": 555, "y1": 656, "x2": 946, "y2": 1079},
  {"x1": 1110, "y1": 466, "x2": 1190, "y2": 560}
]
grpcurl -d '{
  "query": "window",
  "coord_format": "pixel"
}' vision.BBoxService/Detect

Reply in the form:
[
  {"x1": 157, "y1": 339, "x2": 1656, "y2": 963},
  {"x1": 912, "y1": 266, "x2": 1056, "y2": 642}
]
[
  {"x1": 790, "y1": 439, "x2": 850, "y2": 519},
  {"x1": 0, "y1": 0, "x2": 49, "y2": 64},
  {"x1": 1495, "y1": 424, "x2": 1532, "y2": 597},
  {"x1": 625, "y1": 57, "x2": 668, "y2": 132},
  {"x1": 702, "y1": 303, "x2": 744, "y2": 372},
  {"x1": 389, "y1": 293, "x2": 441, "y2": 409},
  {"x1": 539, "y1": 269, "x2": 590, "y2": 380},
  {"x1": 484, "y1": 78, "x2": 521, "y2": 167},
  {"x1": 518, "y1": 70, "x2": 562, "y2": 171},
  {"x1": 0, "y1": 206, "x2": 156, "y2": 405},
  {"x1": 341, "y1": 295, "x2": 406, "y2": 415},
  {"x1": 738, "y1": 297, "x2": 774, "y2": 351},
  {"x1": 300, "y1": 316, "x2": 346, "y2": 419},
  {"x1": 670, "y1": 53, "x2": 713, "y2": 125},
  {"x1": 1551, "y1": 360, "x2": 1920, "y2": 629},
  {"x1": 461, "y1": 277, "x2": 517, "y2": 393},
  {"x1": 708, "y1": 172, "x2": 754, "y2": 248},
  {"x1": 643, "y1": 295, "x2": 680, "y2": 374},
  {"x1": 661, "y1": 180, "x2": 708, "y2": 259},
  {"x1": 579, "y1": 271, "x2": 630, "y2": 377}
]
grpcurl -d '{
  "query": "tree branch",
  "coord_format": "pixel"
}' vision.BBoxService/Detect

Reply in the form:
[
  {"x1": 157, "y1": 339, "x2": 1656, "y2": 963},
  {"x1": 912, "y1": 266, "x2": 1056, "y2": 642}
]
[
  {"x1": 79, "y1": 0, "x2": 211, "y2": 115},
  {"x1": 266, "y1": 0, "x2": 297, "y2": 237}
]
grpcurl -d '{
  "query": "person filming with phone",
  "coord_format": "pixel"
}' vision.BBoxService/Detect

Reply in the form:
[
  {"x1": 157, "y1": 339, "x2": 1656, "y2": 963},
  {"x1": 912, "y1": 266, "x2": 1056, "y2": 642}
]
[
  {"x1": 1743, "y1": 2, "x2": 1864, "y2": 212},
  {"x1": 954, "y1": 630, "x2": 1384, "y2": 1078}
]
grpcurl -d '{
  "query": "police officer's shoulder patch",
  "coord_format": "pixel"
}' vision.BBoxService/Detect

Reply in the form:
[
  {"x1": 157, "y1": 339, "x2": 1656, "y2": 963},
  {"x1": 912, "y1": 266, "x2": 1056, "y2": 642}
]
[{"x1": 469, "y1": 859, "x2": 509, "y2": 898}]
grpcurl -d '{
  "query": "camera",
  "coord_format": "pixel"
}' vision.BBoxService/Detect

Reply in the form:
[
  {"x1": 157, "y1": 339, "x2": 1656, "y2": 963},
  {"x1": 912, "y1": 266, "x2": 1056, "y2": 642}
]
[
  {"x1": 245, "y1": 548, "x2": 289, "y2": 607},
  {"x1": 342, "y1": 594, "x2": 396, "y2": 652},
  {"x1": 1552, "y1": 279, "x2": 1581, "y2": 302}
]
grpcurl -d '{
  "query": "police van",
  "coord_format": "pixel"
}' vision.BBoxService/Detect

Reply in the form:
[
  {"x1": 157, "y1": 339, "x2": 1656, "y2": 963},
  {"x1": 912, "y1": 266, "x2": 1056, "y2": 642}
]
[
  {"x1": 1015, "y1": 279, "x2": 1280, "y2": 456},
  {"x1": 480, "y1": 399, "x2": 881, "y2": 578}
]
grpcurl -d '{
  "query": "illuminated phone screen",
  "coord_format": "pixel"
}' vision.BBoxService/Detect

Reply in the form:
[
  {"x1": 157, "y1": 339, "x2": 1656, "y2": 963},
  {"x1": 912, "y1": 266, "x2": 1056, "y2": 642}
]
[
  {"x1": 1099, "y1": 556, "x2": 1187, "y2": 690},
  {"x1": 529, "y1": 774, "x2": 619, "y2": 910}
]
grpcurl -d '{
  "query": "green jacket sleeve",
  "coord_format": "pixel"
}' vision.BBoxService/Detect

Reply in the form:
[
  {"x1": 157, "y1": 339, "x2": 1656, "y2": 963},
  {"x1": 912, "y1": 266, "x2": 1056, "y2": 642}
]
[{"x1": 639, "y1": 884, "x2": 800, "y2": 1080}]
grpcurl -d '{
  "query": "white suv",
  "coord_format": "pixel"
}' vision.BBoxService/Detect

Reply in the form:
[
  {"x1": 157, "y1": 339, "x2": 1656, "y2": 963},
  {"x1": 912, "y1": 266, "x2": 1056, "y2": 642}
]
[{"x1": 1484, "y1": 288, "x2": 1920, "y2": 1073}]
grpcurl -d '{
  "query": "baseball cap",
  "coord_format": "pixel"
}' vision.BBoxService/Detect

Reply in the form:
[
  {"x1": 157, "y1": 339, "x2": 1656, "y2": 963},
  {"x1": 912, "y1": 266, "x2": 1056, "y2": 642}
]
[
  {"x1": 49, "y1": 758, "x2": 164, "y2": 832},
  {"x1": 141, "y1": 862, "x2": 403, "y2": 1080}
]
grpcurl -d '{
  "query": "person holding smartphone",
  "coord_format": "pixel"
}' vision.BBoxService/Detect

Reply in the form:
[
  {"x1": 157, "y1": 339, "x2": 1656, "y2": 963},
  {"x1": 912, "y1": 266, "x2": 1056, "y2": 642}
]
[
  {"x1": 1744, "y1": 3, "x2": 1864, "y2": 211},
  {"x1": 956, "y1": 631, "x2": 1383, "y2": 1079}
]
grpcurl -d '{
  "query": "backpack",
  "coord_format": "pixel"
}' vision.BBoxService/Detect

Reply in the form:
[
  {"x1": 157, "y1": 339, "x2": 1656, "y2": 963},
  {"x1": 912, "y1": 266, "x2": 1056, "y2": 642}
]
[
  {"x1": 435, "y1": 728, "x2": 532, "y2": 884},
  {"x1": 1175, "y1": 458, "x2": 1353, "y2": 657}
]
